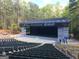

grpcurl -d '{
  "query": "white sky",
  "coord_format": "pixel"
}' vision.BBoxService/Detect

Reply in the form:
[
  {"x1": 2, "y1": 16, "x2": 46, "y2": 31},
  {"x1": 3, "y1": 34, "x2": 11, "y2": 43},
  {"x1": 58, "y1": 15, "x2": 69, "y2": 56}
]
[{"x1": 24, "y1": 0, "x2": 69, "y2": 8}]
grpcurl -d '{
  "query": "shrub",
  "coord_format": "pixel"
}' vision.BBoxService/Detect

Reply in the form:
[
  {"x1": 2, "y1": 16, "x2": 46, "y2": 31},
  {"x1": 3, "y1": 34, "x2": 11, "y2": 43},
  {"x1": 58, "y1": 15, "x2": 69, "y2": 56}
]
[
  {"x1": 72, "y1": 27, "x2": 79, "y2": 40},
  {"x1": 9, "y1": 23, "x2": 20, "y2": 34}
]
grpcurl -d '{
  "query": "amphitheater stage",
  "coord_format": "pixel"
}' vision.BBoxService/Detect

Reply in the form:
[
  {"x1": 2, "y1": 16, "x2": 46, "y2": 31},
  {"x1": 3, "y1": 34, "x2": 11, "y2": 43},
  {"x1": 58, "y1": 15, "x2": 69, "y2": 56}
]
[{"x1": 14, "y1": 34, "x2": 57, "y2": 44}]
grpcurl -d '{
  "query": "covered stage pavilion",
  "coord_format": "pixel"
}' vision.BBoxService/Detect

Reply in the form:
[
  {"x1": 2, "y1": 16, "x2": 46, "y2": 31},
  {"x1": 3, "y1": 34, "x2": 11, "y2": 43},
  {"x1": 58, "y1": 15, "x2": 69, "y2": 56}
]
[{"x1": 16, "y1": 18, "x2": 70, "y2": 44}]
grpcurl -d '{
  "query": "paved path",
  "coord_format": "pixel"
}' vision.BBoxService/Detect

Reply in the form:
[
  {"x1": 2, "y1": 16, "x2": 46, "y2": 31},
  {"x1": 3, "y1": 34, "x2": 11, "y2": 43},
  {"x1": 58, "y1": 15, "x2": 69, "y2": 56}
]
[{"x1": 66, "y1": 39, "x2": 79, "y2": 46}]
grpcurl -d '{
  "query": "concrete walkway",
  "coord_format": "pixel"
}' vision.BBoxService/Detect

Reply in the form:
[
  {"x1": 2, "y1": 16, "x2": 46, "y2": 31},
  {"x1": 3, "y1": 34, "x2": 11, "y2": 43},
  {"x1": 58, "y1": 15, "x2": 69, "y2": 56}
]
[{"x1": 67, "y1": 39, "x2": 79, "y2": 46}]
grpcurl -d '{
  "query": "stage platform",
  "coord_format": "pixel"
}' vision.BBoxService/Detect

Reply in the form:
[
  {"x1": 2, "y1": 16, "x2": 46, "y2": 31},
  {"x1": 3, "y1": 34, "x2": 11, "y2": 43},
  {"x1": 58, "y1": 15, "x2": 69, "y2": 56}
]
[{"x1": 14, "y1": 34, "x2": 57, "y2": 44}]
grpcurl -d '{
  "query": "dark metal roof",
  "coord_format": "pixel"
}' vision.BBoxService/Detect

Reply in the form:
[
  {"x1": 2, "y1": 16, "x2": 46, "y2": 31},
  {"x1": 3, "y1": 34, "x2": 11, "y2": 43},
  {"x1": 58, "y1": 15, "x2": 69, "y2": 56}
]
[
  {"x1": 20, "y1": 18, "x2": 70, "y2": 24},
  {"x1": 20, "y1": 18, "x2": 70, "y2": 27}
]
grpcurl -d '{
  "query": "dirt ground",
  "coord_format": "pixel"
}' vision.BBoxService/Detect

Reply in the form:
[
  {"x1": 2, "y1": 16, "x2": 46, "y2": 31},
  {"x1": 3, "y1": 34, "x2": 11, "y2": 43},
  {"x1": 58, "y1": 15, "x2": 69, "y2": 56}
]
[{"x1": 0, "y1": 29, "x2": 20, "y2": 35}]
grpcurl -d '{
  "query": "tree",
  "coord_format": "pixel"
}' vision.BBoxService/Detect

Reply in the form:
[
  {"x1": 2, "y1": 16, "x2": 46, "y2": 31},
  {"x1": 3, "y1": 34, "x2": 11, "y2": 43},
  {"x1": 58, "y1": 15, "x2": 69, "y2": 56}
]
[
  {"x1": 39, "y1": 4, "x2": 54, "y2": 19},
  {"x1": 69, "y1": 0, "x2": 79, "y2": 32},
  {"x1": 62, "y1": 6, "x2": 69, "y2": 18},
  {"x1": 0, "y1": 0, "x2": 14, "y2": 29},
  {"x1": 28, "y1": 2, "x2": 39, "y2": 19},
  {"x1": 39, "y1": 3, "x2": 63, "y2": 19}
]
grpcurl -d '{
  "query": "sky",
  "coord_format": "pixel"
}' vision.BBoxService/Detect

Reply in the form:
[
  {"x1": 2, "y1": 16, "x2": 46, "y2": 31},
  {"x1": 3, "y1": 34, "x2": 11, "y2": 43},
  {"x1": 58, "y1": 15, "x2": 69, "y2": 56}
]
[{"x1": 26, "y1": 0, "x2": 69, "y2": 8}]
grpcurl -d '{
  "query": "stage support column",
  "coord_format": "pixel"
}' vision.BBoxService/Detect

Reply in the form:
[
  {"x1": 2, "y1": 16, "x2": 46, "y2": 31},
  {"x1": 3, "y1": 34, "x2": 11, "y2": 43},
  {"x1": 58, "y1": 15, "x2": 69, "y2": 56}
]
[
  {"x1": 21, "y1": 27, "x2": 26, "y2": 34},
  {"x1": 58, "y1": 27, "x2": 69, "y2": 43}
]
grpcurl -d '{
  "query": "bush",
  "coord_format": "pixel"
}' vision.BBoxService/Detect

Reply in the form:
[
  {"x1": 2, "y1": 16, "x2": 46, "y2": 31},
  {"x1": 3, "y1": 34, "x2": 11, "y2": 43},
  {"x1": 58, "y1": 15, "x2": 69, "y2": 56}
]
[
  {"x1": 9, "y1": 23, "x2": 20, "y2": 34},
  {"x1": 72, "y1": 27, "x2": 79, "y2": 40}
]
